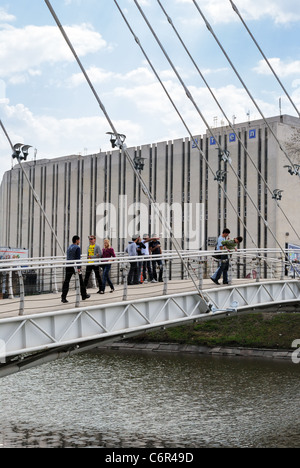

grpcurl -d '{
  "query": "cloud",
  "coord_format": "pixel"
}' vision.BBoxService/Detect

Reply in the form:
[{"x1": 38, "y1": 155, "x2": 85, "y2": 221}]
[
  {"x1": 254, "y1": 58, "x2": 300, "y2": 78},
  {"x1": 0, "y1": 7, "x2": 16, "y2": 23},
  {"x1": 67, "y1": 66, "x2": 156, "y2": 88},
  {"x1": 175, "y1": 0, "x2": 300, "y2": 24},
  {"x1": 0, "y1": 23, "x2": 108, "y2": 79}
]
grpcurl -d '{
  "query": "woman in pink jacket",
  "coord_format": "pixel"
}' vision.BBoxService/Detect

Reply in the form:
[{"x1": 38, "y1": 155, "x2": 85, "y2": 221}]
[{"x1": 99, "y1": 239, "x2": 116, "y2": 294}]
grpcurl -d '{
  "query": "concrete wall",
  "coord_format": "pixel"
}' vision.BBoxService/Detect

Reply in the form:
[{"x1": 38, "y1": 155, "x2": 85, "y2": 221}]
[{"x1": 0, "y1": 115, "x2": 299, "y2": 258}]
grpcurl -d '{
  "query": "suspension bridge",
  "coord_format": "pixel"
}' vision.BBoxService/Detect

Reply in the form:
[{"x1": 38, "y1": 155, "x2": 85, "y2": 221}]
[
  {"x1": 0, "y1": 1, "x2": 299, "y2": 377},
  {"x1": 0, "y1": 248, "x2": 299, "y2": 378}
]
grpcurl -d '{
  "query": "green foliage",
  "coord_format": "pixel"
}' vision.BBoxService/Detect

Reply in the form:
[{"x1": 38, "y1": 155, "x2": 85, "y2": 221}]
[{"x1": 132, "y1": 313, "x2": 300, "y2": 349}]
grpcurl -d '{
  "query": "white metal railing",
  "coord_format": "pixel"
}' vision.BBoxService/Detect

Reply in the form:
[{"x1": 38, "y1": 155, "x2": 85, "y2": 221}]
[{"x1": 0, "y1": 248, "x2": 298, "y2": 317}]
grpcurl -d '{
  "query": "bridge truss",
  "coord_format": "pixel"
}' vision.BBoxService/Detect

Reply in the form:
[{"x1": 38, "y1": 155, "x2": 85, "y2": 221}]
[{"x1": 0, "y1": 264, "x2": 299, "y2": 377}]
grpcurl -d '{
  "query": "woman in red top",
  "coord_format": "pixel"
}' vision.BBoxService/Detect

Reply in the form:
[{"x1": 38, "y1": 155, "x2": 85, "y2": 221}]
[{"x1": 100, "y1": 239, "x2": 116, "y2": 294}]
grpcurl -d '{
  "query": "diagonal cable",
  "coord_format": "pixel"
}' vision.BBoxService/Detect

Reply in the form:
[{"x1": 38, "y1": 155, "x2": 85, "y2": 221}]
[
  {"x1": 0, "y1": 119, "x2": 65, "y2": 255},
  {"x1": 192, "y1": 0, "x2": 298, "y2": 173},
  {"x1": 43, "y1": 0, "x2": 208, "y2": 304},
  {"x1": 132, "y1": 0, "x2": 298, "y2": 269},
  {"x1": 156, "y1": 0, "x2": 300, "y2": 242},
  {"x1": 114, "y1": 0, "x2": 258, "y2": 248},
  {"x1": 229, "y1": 0, "x2": 300, "y2": 119}
]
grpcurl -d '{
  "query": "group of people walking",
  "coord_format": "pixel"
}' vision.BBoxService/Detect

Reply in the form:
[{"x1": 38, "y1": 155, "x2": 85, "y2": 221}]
[
  {"x1": 61, "y1": 228, "x2": 240, "y2": 303},
  {"x1": 61, "y1": 235, "x2": 116, "y2": 304},
  {"x1": 61, "y1": 233, "x2": 163, "y2": 303},
  {"x1": 125, "y1": 234, "x2": 163, "y2": 285}
]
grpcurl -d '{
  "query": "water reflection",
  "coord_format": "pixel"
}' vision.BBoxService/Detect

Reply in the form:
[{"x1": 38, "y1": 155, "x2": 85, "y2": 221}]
[{"x1": 0, "y1": 350, "x2": 299, "y2": 448}]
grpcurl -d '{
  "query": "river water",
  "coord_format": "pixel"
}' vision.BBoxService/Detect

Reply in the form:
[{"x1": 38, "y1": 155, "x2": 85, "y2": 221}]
[{"x1": 0, "y1": 349, "x2": 299, "y2": 448}]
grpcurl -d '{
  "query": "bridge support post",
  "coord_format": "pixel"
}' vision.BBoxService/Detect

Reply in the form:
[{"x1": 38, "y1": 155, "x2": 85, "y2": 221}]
[
  {"x1": 198, "y1": 257, "x2": 203, "y2": 289},
  {"x1": 75, "y1": 270, "x2": 81, "y2": 307},
  {"x1": 280, "y1": 256, "x2": 285, "y2": 280},
  {"x1": 256, "y1": 255, "x2": 261, "y2": 282},
  {"x1": 8, "y1": 271, "x2": 14, "y2": 299},
  {"x1": 163, "y1": 260, "x2": 168, "y2": 295},
  {"x1": 53, "y1": 266, "x2": 58, "y2": 294},
  {"x1": 122, "y1": 264, "x2": 128, "y2": 301},
  {"x1": 17, "y1": 269, "x2": 25, "y2": 316},
  {"x1": 228, "y1": 258, "x2": 233, "y2": 285}
]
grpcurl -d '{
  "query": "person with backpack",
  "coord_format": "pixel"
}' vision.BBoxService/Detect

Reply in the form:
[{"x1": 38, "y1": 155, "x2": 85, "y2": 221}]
[{"x1": 210, "y1": 228, "x2": 231, "y2": 285}]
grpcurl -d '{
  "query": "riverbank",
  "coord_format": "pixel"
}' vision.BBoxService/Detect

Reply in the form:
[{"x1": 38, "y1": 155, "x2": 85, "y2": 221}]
[
  {"x1": 97, "y1": 341, "x2": 294, "y2": 361},
  {"x1": 131, "y1": 311, "x2": 300, "y2": 348},
  {"x1": 97, "y1": 312, "x2": 300, "y2": 361}
]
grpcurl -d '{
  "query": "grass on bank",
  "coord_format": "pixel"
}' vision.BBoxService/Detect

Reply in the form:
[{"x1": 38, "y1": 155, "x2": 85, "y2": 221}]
[{"x1": 130, "y1": 312, "x2": 300, "y2": 350}]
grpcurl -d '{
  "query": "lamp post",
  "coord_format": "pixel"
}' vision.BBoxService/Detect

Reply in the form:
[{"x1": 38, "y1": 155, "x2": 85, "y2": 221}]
[
  {"x1": 272, "y1": 189, "x2": 284, "y2": 201},
  {"x1": 0, "y1": 120, "x2": 65, "y2": 256},
  {"x1": 11, "y1": 143, "x2": 65, "y2": 255},
  {"x1": 284, "y1": 165, "x2": 300, "y2": 177},
  {"x1": 214, "y1": 169, "x2": 227, "y2": 183},
  {"x1": 133, "y1": 154, "x2": 146, "y2": 173}
]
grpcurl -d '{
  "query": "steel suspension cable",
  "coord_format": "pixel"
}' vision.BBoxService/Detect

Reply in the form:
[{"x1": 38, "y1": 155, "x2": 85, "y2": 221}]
[
  {"x1": 192, "y1": 0, "x2": 298, "y2": 173},
  {"x1": 119, "y1": 0, "x2": 300, "y2": 280},
  {"x1": 0, "y1": 119, "x2": 65, "y2": 256},
  {"x1": 156, "y1": 0, "x2": 300, "y2": 243},
  {"x1": 133, "y1": 0, "x2": 298, "y2": 268},
  {"x1": 229, "y1": 0, "x2": 300, "y2": 119},
  {"x1": 114, "y1": 0, "x2": 258, "y2": 249},
  {"x1": 43, "y1": 0, "x2": 208, "y2": 303}
]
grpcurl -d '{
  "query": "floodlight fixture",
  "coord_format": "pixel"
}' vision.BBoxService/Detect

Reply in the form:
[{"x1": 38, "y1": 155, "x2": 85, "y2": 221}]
[
  {"x1": 272, "y1": 189, "x2": 284, "y2": 201},
  {"x1": 133, "y1": 155, "x2": 146, "y2": 173},
  {"x1": 12, "y1": 143, "x2": 32, "y2": 161},
  {"x1": 214, "y1": 169, "x2": 227, "y2": 182},
  {"x1": 106, "y1": 132, "x2": 127, "y2": 149},
  {"x1": 284, "y1": 165, "x2": 300, "y2": 176}
]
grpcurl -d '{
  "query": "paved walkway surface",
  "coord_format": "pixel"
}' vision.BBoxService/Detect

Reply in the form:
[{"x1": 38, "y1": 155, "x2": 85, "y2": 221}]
[{"x1": 0, "y1": 277, "x2": 260, "y2": 320}]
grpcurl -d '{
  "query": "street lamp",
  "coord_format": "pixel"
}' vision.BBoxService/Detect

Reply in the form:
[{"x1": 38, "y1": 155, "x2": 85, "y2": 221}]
[
  {"x1": 217, "y1": 148, "x2": 232, "y2": 164},
  {"x1": 214, "y1": 169, "x2": 227, "y2": 182},
  {"x1": 272, "y1": 189, "x2": 284, "y2": 201},
  {"x1": 106, "y1": 132, "x2": 127, "y2": 149},
  {"x1": 284, "y1": 165, "x2": 300, "y2": 177},
  {"x1": 12, "y1": 143, "x2": 32, "y2": 161},
  {"x1": 133, "y1": 155, "x2": 146, "y2": 172}
]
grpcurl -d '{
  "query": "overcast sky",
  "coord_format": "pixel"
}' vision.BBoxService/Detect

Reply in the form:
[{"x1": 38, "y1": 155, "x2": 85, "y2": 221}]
[{"x1": 0, "y1": 0, "x2": 299, "y2": 181}]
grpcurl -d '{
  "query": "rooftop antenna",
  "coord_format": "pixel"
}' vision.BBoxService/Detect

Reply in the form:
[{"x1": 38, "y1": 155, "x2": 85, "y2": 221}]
[{"x1": 279, "y1": 97, "x2": 282, "y2": 117}]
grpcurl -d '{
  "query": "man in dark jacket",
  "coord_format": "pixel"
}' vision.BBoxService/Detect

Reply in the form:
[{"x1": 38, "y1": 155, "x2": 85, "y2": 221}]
[
  {"x1": 61, "y1": 235, "x2": 90, "y2": 303},
  {"x1": 149, "y1": 235, "x2": 163, "y2": 282}
]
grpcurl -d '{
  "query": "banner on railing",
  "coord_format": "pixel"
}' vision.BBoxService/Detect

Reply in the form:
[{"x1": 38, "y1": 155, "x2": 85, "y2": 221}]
[
  {"x1": 288, "y1": 244, "x2": 300, "y2": 277},
  {"x1": 0, "y1": 247, "x2": 28, "y2": 261}
]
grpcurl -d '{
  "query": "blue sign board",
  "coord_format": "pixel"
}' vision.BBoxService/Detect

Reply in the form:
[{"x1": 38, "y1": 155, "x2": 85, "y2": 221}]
[
  {"x1": 192, "y1": 138, "x2": 198, "y2": 149},
  {"x1": 229, "y1": 133, "x2": 236, "y2": 143},
  {"x1": 210, "y1": 137, "x2": 216, "y2": 145},
  {"x1": 249, "y1": 129, "x2": 256, "y2": 139}
]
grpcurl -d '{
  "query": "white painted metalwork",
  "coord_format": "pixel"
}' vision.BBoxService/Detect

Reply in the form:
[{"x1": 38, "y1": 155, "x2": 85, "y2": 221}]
[{"x1": 0, "y1": 249, "x2": 299, "y2": 377}]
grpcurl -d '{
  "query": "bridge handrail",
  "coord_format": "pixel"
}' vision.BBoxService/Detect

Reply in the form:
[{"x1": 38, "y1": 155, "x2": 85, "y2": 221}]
[
  {"x1": 0, "y1": 248, "x2": 296, "y2": 272},
  {"x1": 0, "y1": 248, "x2": 297, "y2": 306}
]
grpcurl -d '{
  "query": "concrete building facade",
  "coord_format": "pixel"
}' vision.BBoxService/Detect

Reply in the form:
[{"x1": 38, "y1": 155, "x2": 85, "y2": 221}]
[{"x1": 0, "y1": 114, "x2": 299, "y2": 258}]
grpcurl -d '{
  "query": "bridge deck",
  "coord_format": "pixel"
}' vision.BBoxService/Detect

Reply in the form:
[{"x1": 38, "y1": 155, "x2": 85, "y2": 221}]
[{"x1": 0, "y1": 277, "x2": 274, "y2": 319}]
